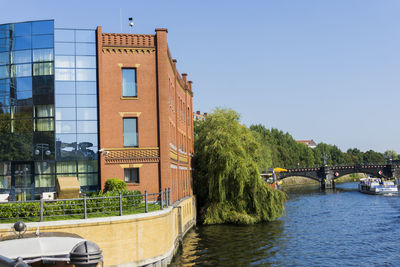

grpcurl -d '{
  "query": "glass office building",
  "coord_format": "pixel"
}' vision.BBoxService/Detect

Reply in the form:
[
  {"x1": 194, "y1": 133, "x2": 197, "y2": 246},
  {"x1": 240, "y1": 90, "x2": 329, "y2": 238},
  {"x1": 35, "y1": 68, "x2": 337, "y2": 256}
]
[{"x1": 0, "y1": 20, "x2": 98, "y2": 200}]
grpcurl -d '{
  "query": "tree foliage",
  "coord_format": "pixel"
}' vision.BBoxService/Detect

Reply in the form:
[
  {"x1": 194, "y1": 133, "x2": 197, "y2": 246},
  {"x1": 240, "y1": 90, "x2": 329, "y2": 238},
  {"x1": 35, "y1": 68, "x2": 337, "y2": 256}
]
[
  {"x1": 193, "y1": 109, "x2": 286, "y2": 224},
  {"x1": 249, "y1": 125, "x2": 391, "y2": 169},
  {"x1": 249, "y1": 125, "x2": 315, "y2": 169},
  {"x1": 383, "y1": 150, "x2": 398, "y2": 161}
]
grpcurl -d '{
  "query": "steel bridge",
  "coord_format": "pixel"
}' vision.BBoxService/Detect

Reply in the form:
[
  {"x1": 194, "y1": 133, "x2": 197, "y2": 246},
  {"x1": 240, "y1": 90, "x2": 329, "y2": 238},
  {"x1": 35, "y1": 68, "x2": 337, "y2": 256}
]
[{"x1": 274, "y1": 163, "x2": 400, "y2": 189}]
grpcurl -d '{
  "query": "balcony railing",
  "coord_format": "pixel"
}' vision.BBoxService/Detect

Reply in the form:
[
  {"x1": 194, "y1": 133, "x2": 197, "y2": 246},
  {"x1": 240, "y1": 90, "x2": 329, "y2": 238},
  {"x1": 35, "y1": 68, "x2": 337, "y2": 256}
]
[{"x1": 0, "y1": 188, "x2": 171, "y2": 223}]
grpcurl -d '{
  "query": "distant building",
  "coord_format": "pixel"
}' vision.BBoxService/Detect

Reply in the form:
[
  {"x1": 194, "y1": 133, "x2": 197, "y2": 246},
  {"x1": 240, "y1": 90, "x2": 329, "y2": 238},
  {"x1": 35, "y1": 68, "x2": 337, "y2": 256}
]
[
  {"x1": 296, "y1": 140, "x2": 317, "y2": 149},
  {"x1": 193, "y1": 111, "x2": 207, "y2": 121}
]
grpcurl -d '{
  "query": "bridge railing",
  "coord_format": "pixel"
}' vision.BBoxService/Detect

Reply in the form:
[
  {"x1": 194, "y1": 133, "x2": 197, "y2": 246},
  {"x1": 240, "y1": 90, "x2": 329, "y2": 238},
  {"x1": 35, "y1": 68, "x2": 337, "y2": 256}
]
[{"x1": 285, "y1": 162, "x2": 394, "y2": 170}]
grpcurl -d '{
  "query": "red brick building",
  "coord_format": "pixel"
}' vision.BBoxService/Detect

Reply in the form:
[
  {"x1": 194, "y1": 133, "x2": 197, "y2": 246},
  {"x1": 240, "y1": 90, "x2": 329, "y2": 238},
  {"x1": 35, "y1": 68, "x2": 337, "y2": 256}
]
[
  {"x1": 296, "y1": 140, "x2": 317, "y2": 149},
  {"x1": 97, "y1": 28, "x2": 194, "y2": 203},
  {"x1": 193, "y1": 111, "x2": 207, "y2": 121}
]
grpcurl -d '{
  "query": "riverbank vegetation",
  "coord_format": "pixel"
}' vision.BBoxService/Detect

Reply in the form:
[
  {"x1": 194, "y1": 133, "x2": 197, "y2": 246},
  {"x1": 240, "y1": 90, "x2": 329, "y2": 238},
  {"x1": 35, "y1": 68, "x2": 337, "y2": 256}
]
[
  {"x1": 193, "y1": 109, "x2": 286, "y2": 224},
  {"x1": 193, "y1": 108, "x2": 397, "y2": 224},
  {"x1": 249, "y1": 125, "x2": 394, "y2": 169}
]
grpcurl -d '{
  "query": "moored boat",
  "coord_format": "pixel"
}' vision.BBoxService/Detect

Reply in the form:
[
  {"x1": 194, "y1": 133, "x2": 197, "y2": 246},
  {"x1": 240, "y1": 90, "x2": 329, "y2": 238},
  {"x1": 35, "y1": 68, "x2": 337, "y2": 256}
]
[{"x1": 358, "y1": 178, "x2": 398, "y2": 195}]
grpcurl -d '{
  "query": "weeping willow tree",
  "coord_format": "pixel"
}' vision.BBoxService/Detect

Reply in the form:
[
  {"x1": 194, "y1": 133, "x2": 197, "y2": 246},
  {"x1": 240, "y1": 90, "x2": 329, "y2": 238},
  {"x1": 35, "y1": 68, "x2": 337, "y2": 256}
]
[{"x1": 193, "y1": 109, "x2": 286, "y2": 224}]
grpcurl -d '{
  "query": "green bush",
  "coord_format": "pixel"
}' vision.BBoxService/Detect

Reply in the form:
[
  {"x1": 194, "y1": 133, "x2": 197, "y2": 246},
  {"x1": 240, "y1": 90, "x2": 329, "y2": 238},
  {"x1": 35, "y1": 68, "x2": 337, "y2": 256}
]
[
  {"x1": 0, "y1": 202, "x2": 40, "y2": 219},
  {"x1": 0, "y1": 190, "x2": 143, "y2": 220},
  {"x1": 104, "y1": 178, "x2": 127, "y2": 192}
]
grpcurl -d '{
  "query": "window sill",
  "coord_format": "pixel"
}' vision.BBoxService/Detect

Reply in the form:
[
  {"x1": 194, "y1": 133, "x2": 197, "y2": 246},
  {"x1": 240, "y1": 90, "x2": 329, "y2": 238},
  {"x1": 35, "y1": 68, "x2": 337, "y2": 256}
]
[
  {"x1": 121, "y1": 97, "x2": 138, "y2": 100},
  {"x1": 126, "y1": 182, "x2": 140, "y2": 185}
]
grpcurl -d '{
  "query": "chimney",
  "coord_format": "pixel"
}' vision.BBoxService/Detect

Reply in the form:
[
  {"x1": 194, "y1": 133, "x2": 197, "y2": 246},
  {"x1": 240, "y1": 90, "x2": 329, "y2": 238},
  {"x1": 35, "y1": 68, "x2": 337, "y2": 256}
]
[
  {"x1": 188, "y1": 81, "x2": 193, "y2": 91},
  {"x1": 182, "y1": 73, "x2": 187, "y2": 85}
]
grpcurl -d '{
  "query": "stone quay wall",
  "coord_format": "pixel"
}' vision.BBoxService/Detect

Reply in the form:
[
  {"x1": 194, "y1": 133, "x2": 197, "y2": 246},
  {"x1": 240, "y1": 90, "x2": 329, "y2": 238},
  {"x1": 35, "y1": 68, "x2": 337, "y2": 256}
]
[{"x1": 0, "y1": 196, "x2": 196, "y2": 267}]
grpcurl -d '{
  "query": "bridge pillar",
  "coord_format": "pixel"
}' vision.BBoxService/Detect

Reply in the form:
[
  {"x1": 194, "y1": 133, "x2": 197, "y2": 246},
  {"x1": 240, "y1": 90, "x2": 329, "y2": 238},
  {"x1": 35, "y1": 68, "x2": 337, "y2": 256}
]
[
  {"x1": 320, "y1": 168, "x2": 335, "y2": 190},
  {"x1": 390, "y1": 163, "x2": 400, "y2": 186},
  {"x1": 390, "y1": 163, "x2": 400, "y2": 178}
]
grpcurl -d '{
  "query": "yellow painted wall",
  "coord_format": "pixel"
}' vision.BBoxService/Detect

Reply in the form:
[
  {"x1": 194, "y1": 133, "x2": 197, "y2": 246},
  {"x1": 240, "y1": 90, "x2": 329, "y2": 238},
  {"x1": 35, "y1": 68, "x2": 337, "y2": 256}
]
[{"x1": 0, "y1": 196, "x2": 196, "y2": 267}]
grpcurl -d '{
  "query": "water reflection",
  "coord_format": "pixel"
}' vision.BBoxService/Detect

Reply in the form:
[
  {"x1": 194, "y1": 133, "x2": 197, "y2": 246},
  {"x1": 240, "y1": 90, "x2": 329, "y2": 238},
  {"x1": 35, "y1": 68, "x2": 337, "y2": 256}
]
[
  {"x1": 171, "y1": 222, "x2": 285, "y2": 267},
  {"x1": 173, "y1": 183, "x2": 400, "y2": 266}
]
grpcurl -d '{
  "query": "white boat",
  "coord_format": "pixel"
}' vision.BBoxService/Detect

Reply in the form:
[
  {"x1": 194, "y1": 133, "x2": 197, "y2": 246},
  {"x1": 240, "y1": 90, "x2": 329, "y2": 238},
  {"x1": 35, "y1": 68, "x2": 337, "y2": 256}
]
[{"x1": 358, "y1": 178, "x2": 398, "y2": 195}]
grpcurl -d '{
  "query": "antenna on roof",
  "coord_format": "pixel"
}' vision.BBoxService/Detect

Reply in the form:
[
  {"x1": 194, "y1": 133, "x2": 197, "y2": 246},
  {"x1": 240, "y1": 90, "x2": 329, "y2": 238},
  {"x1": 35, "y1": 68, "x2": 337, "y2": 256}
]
[
  {"x1": 120, "y1": 8, "x2": 123, "y2": 33},
  {"x1": 128, "y1": 17, "x2": 134, "y2": 33}
]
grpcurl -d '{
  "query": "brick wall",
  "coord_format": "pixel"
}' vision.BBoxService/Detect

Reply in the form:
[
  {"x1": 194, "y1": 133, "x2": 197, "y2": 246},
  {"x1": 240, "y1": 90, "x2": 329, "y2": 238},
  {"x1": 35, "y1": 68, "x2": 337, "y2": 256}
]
[{"x1": 97, "y1": 27, "x2": 194, "y2": 201}]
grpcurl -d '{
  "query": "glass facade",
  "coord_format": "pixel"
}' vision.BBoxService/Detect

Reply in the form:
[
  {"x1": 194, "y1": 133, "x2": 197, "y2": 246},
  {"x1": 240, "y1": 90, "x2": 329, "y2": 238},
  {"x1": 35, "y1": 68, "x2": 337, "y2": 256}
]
[
  {"x1": 0, "y1": 20, "x2": 99, "y2": 200},
  {"x1": 55, "y1": 28, "x2": 98, "y2": 190}
]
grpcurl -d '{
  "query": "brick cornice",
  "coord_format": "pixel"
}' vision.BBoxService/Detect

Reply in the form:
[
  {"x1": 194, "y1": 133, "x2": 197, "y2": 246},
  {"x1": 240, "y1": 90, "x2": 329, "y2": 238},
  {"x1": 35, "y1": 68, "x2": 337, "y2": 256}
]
[
  {"x1": 104, "y1": 148, "x2": 160, "y2": 164},
  {"x1": 102, "y1": 47, "x2": 155, "y2": 54},
  {"x1": 102, "y1": 33, "x2": 155, "y2": 47}
]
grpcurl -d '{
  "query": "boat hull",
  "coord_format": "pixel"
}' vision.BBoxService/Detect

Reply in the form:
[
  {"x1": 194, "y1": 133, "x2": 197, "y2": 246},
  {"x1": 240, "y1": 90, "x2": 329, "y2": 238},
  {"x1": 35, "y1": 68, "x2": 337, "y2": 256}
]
[
  {"x1": 358, "y1": 185, "x2": 398, "y2": 195},
  {"x1": 359, "y1": 189, "x2": 398, "y2": 195}
]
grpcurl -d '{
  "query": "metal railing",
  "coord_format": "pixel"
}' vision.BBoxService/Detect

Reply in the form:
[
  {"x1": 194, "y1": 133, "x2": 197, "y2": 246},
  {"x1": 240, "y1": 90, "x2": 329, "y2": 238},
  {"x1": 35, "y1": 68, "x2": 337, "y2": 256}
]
[{"x1": 0, "y1": 188, "x2": 171, "y2": 223}]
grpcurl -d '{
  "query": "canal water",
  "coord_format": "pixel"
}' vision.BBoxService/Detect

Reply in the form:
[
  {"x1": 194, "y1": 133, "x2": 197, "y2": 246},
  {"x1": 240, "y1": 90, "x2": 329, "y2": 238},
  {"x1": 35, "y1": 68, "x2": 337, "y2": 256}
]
[{"x1": 171, "y1": 182, "x2": 400, "y2": 266}]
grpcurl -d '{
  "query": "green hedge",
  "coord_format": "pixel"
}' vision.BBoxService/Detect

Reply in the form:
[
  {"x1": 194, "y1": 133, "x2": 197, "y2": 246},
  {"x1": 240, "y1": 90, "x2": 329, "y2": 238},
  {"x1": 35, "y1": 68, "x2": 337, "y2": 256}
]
[
  {"x1": 104, "y1": 178, "x2": 127, "y2": 192},
  {"x1": 0, "y1": 190, "x2": 143, "y2": 219}
]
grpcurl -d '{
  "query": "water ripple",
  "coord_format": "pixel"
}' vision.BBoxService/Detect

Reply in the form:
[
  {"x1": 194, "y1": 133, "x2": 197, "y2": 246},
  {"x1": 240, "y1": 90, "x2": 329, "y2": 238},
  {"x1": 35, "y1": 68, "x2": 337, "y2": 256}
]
[{"x1": 171, "y1": 183, "x2": 400, "y2": 266}]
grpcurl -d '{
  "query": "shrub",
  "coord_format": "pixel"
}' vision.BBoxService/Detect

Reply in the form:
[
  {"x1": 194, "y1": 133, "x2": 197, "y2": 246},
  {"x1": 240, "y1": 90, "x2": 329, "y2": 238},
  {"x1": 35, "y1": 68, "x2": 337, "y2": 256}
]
[
  {"x1": 0, "y1": 190, "x2": 144, "y2": 221},
  {"x1": 104, "y1": 178, "x2": 127, "y2": 192}
]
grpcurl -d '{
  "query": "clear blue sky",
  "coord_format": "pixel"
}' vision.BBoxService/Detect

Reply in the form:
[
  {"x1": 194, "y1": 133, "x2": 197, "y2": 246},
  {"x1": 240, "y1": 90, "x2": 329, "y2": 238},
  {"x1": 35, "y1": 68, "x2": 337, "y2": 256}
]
[{"x1": 2, "y1": 0, "x2": 400, "y2": 153}]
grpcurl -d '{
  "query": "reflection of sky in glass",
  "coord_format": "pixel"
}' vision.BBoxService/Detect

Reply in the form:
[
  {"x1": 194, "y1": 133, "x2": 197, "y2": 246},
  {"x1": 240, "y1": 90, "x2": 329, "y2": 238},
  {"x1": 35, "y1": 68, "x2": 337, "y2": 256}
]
[
  {"x1": 55, "y1": 94, "x2": 75, "y2": 107},
  {"x1": 76, "y1": 69, "x2": 96, "y2": 81},
  {"x1": 76, "y1": 82, "x2": 96, "y2": 94},
  {"x1": 0, "y1": 20, "x2": 98, "y2": 193},
  {"x1": 32, "y1": 35, "x2": 53, "y2": 49},
  {"x1": 55, "y1": 43, "x2": 74, "y2": 55},
  {"x1": 56, "y1": 121, "x2": 76, "y2": 133},
  {"x1": 55, "y1": 69, "x2": 75, "y2": 80},
  {"x1": 55, "y1": 28, "x2": 98, "y2": 162},
  {"x1": 55, "y1": 56, "x2": 75, "y2": 68},
  {"x1": 55, "y1": 107, "x2": 76, "y2": 120},
  {"x1": 0, "y1": 66, "x2": 8, "y2": 79},
  {"x1": 76, "y1": 56, "x2": 96, "y2": 68},
  {"x1": 12, "y1": 64, "x2": 31, "y2": 77},
  {"x1": 13, "y1": 22, "x2": 31, "y2": 36},
  {"x1": 12, "y1": 50, "x2": 31, "y2": 64},
  {"x1": 76, "y1": 43, "x2": 96, "y2": 56},
  {"x1": 33, "y1": 49, "x2": 53, "y2": 62},
  {"x1": 77, "y1": 133, "x2": 97, "y2": 144},
  {"x1": 77, "y1": 94, "x2": 96, "y2": 107},
  {"x1": 16, "y1": 90, "x2": 32, "y2": 100},
  {"x1": 13, "y1": 37, "x2": 31, "y2": 50},
  {"x1": 54, "y1": 29, "x2": 74, "y2": 42},
  {"x1": 32, "y1": 21, "x2": 54, "y2": 35},
  {"x1": 0, "y1": 52, "x2": 9, "y2": 65},
  {"x1": 15, "y1": 77, "x2": 32, "y2": 90},
  {"x1": 76, "y1": 107, "x2": 96, "y2": 120},
  {"x1": 77, "y1": 121, "x2": 97, "y2": 133}
]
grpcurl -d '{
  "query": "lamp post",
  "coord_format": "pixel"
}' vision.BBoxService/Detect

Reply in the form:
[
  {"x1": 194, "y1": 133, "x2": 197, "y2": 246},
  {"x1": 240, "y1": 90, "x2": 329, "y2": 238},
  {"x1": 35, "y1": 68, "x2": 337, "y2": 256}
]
[
  {"x1": 34, "y1": 144, "x2": 51, "y2": 160},
  {"x1": 322, "y1": 153, "x2": 329, "y2": 166}
]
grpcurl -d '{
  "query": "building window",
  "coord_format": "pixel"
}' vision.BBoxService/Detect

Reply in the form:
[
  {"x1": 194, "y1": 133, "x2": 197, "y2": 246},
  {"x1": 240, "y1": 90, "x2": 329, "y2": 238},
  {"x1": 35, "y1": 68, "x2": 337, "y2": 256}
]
[
  {"x1": 122, "y1": 68, "x2": 137, "y2": 97},
  {"x1": 123, "y1": 118, "x2": 138, "y2": 147},
  {"x1": 124, "y1": 168, "x2": 139, "y2": 183}
]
